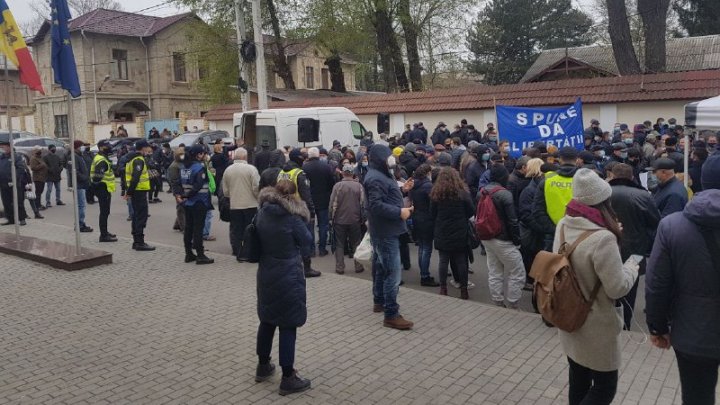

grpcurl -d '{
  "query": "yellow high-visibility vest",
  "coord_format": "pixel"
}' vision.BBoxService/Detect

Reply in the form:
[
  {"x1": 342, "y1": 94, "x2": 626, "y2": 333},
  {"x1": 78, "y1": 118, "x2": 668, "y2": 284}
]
[
  {"x1": 544, "y1": 172, "x2": 573, "y2": 224},
  {"x1": 125, "y1": 155, "x2": 150, "y2": 191},
  {"x1": 90, "y1": 154, "x2": 116, "y2": 193}
]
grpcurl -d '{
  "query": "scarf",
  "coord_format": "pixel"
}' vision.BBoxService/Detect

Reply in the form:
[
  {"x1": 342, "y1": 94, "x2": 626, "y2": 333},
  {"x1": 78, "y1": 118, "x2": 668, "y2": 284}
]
[{"x1": 565, "y1": 199, "x2": 607, "y2": 228}]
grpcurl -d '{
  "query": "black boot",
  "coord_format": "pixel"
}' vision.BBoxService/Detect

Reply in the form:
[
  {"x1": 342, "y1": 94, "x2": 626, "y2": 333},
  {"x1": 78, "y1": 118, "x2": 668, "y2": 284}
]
[
  {"x1": 195, "y1": 250, "x2": 214, "y2": 265},
  {"x1": 255, "y1": 362, "x2": 276, "y2": 382},
  {"x1": 133, "y1": 235, "x2": 156, "y2": 251},
  {"x1": 279, "y1": 370, "x2": 311, "y2": 396},
  {"x1": 303, "y1": 257, "x2": 321, "y2": 278},
  {"x1": 184, "y1": 250, "x2": 197, "y2": 263},
  {"x1": 99, "y1": 234, "x2": 118, "y2": 242}
]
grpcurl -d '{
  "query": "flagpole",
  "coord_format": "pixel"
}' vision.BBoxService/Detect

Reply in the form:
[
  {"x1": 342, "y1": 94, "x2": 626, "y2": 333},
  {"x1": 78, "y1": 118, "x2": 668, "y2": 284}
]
[
  {"x1": 493, "y1": 96, "x2": 499, "y2": 137},
  {"x1": 67, "y1": 93, "x2": 81, "y2": 253},
  {"x1": 4, "y1": 56, "x2": 20, "y2": 238}
]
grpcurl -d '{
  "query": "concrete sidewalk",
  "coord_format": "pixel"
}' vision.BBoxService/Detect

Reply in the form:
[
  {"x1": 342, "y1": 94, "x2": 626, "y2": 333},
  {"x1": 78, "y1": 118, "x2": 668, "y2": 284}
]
[{"x1": 0, "y1": 223, "x2": 693, "y2": 404}]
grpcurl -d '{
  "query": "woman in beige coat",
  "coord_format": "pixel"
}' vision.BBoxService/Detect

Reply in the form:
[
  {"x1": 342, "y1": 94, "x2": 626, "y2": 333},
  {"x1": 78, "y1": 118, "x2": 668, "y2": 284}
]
[{"x1": 553, "y1": 168, "x2": 638, "y2": 405}]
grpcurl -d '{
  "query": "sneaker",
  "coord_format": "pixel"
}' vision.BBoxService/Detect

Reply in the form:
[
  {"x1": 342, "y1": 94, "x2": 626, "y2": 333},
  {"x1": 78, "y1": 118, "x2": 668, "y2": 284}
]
[
  {"x1": 255, "y1": 363, "x2": 276, "y2": 383},
  {"x1": 420, "y1": 277, "x2": 440, "y2": 287},
  {"x1": 39, "y1": 205, "x2": 47, "y2": 211},
  {"x1": 373, "y1": 304, "x2": 383, "y2": 313},
  {"x1": 383, "y1": 315, "x2": 413, "y2": 330},
  {"x1": 184, "y1": 253, "x2": 197, "y2": 263},
  {"x1": 196, "y1": 255, "x2": 215, "y2": 265},
  {"x1": 278, "y1": 371, "x2": 311, "y2": 396},
  {"x1": 56, "y1": 201, "x2": 65, "y2": 206},
  {"x1": 45, "y1": 202, "x2": 52, "y2": 208},
  {"x1": 132, "y1": 243, "x2": 156, "y2": 251},
  {"x1": 304, "y1": 269, "x2": 321, "y2": 278},
  {"x1": 153, "y1": 198, "x2": 162, "y2": 203},
  {"x1": 79, "y1": 226, "x2": 94, "y2": 233},
  {"x1": 35, "y1": 214, "x2": 44, "y2": 219},
  {"x1": 127, "y1": 216, "x2": 132, "y2": 221},
  {"x1": 449, "y1": 280, "x2": 461, "y2": 289},
  {"x1": 467, "y1": 281, "x2": 476, "y2": 290},
  {"x1": 507, "y1": 301, "x2": 520, "y2": 310}
]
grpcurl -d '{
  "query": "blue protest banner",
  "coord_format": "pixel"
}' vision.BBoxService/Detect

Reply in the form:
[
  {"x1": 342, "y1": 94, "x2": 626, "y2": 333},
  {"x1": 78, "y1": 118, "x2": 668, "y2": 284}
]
[{"x1": 496, "y1": 98, "x2": 584, "y2": 157}]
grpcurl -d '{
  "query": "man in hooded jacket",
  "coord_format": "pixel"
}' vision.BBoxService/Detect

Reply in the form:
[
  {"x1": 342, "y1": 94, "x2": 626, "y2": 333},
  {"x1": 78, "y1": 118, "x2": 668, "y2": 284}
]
[{"x1": 364, "y1": 144, "x2": 414, "y2": 330}]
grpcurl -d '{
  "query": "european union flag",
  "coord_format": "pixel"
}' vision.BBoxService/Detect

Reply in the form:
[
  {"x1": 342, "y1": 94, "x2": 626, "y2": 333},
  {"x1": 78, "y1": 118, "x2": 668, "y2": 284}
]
[{"x1": 50, "y1": 0, "x2": 80, "y2": 98}]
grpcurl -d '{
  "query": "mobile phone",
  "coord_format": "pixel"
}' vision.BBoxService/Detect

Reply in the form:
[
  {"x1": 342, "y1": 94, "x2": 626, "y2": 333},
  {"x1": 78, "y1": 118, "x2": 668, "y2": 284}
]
[{"x1": 628, "y1": 254, "x2": 644, "y2": 266}]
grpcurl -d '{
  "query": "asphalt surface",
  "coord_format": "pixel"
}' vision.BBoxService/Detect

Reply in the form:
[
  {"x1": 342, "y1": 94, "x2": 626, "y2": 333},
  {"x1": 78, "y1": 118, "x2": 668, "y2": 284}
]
[{"x1": 19, "y1": 177, "x2": 647, "y2": 329}]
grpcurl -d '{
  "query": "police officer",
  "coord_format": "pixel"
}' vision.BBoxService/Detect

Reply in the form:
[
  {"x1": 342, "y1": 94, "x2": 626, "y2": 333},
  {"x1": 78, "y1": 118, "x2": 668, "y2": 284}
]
[
  {"x1": 278, "y1": 149, "x2": 321, "y2": 277},
  {"x1": 531, "y1": 146, "x2": 580, "y2": 251},
  {"x1": 178, "y1": 145, "x2": 214, "y2": 265},
  {"x1": 0, "y1": 139, "x2": 29, "y2": 226},
  {"x1": 123, "y1": 140, "x2": 155, "y2": 251},
  {"x1": 91, "y1": 140, "x2": 117, "y2": 242}
]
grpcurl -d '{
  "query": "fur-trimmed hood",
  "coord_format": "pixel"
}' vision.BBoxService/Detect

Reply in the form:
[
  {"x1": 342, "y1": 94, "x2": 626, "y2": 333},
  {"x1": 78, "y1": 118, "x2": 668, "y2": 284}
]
[{"x1": 258, "y1": 187, "x2": 310, "y2": 221}]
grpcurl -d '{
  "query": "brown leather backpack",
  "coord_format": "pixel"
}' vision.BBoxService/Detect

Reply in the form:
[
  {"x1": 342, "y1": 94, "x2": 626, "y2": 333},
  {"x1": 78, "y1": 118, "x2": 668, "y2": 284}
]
[{"x1": 529, "y1": 225, "x2": 600, "y2": 332}]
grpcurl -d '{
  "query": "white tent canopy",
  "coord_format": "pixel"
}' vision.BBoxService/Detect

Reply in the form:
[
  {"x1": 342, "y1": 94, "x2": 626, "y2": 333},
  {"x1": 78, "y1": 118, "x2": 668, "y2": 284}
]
[{"x1": 685, "y1": 95, "x2": 720, "y2": 128}]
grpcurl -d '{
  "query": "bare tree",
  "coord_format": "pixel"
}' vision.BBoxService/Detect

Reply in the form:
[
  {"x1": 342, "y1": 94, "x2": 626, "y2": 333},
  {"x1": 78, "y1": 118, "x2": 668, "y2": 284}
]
[
  {"x1": 606, "y1": 0, "x2": 642, "y2": 75},
  {"x1": 397, "y1": 0, "x2": 422, "y2": 91},
  {"x1": 638, "y1": 0, "x2": 671, "y2": 73},
  {"x1": 25, "y1": 0, "x2": 122, "y2": 35},
  {"x1": 265, "y1": 0, "x2": 296, "y2": 89}
]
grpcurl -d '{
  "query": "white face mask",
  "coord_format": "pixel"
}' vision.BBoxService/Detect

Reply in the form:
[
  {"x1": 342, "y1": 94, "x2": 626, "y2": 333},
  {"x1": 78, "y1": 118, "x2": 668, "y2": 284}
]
[
  {"x1": 387, "y1": 155, "x2": 396, "y2": 169},
  {"x1": 179, "y1": 154, "x2": 185, "y2": 161}
]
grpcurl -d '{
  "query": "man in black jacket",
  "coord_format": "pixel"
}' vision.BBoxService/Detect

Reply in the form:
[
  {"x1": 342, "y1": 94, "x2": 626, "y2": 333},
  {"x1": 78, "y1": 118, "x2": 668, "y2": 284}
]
[
  {"x1": 71, "y1": 141, "x2": 93, "y2": 233},
  {"x1": 303, "y1": 147, "x2": 336, "y2": 257},
  {"x1": 507, "y1": 156, "x2": 531, "y2": 209},
  {"x1": 278, "y1": 149, "x2": 321, "y2": 277},
  {"x1": 645, "y1": 154, "x2": 720, "y2": 405},
  {"x1": 609, "y1": 164, "x2": 661, "y2": 329},
  {"x1": 43, "y1": 144, "x2": 64, "y2": 207},
  {"x1": 0, "y1": 140, "x2": 29, "y2": 225}
]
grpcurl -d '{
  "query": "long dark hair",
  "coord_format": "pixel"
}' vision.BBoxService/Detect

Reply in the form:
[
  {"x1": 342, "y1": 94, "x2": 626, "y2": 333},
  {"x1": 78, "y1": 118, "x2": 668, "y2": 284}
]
[
  {"x1": 430, "y1": 168, "x2": 468, "y2": 202},
  {"x1": 594, "y1": 199, "x2": 622, "y2": 244}
]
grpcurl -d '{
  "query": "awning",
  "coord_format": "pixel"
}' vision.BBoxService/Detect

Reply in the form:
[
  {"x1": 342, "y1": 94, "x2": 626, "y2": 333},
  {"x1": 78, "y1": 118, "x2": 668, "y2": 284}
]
[
  {"x1": 685, "y1": 95, "x2": 720, "y2": 128},
  {"x1": 107, "y1": 101, "x2": 151, "y2": 119}
]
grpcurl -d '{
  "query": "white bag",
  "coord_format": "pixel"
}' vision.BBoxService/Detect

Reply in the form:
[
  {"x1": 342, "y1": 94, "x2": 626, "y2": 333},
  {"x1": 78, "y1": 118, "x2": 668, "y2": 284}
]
[
  {"x1": 354, "y1": 231, "x2": 373, "y2": 266},
  {"x1": 24, "y1": 183, "x2": 36, "y2": 200}
]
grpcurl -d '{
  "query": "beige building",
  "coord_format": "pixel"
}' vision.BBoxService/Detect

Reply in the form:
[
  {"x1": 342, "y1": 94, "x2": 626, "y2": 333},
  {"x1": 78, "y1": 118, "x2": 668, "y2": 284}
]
[
  {"x1": 261, "y1": 36, "x2": 357, "y2": 92},
  {"x1": 0, "y1": 57, "x2": 35, "y2": 132},
  {"x1": 29, "y1": 9, "x2": 208, "y2": 140}
]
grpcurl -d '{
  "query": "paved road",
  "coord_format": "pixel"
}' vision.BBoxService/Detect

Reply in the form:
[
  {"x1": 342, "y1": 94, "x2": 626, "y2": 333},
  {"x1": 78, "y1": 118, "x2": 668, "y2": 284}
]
[
  {"x1": 0, "y1": 222, "x2": 696, "y2": 404},
  {"x1": 28, "y1": 183, "x2": 648, "y2": 327}
]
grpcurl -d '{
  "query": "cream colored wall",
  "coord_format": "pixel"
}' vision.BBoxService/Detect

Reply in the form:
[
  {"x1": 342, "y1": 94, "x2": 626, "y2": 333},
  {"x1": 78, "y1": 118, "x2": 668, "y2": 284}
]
[{"x1": 616, "y1": 100, "x2": 695, "y2": 126}]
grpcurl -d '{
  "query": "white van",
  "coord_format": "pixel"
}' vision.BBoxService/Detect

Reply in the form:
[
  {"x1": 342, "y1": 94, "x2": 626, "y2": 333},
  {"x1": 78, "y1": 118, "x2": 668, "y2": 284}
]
[{"x1": 233, "y1": 107, "x2": 371, "y2": 151}]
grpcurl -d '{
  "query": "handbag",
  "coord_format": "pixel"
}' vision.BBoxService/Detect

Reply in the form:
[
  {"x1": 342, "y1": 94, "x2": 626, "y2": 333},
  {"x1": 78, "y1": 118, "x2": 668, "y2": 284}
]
[
  {"x1": 237, "y1": 215, "x2": 261, "y2": 263},
  {"x1": 354, "y1": 231, "x2": 373, "y2": 267},
  {"x1": 218, "y1": 196, "x2": 231, "y2": 222},
  {"x1": 24, "y1": 183, "x2": 36, "y2": 200}
]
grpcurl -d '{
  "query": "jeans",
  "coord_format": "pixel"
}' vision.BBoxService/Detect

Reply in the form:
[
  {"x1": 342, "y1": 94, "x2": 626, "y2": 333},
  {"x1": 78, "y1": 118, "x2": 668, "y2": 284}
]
[
  {"x1": 568, "y1": 357, "x2": 618, "y2": 405},
  {"x1": 76, "y1": 188, "x2": 87, "y2": 227},
  {"x1": 256, "y1": 322, "x2": 297, "y2": 371},
  {"x1": 675, "y1": 350, "x2": 719, "y2": 405},
  {"x1": 95, "y1": 184, "x2": 112, "y2": 236},
  {"x1": 45, "y1": 180, "x2": 61, "y2": 204},
  {"x1": 203, "y1": 209, "x2": 213, "y2": 237},
  {"x1": 484, "y1": 238, "x2": 526, "y2": 304},
  {"x1": 184, "y1": 204, "x2": 208, "y2": 253},
  {"x1": 371, "y1": 236, "x2": 402, "y2": 319},
  {"x1": 0, "y1": 185, "x2": 27, "y2": 222},
  {"x1": 417, "y1": 238, "x2": 433, "y2": 279},
  {"x1": 333, "y1": 223, "x2": 363, "y2": 272},
  {"x1": 439, "y1": 250, "x2": 468, "y2": 287},
  {"x1": 229, "y1": 208, "x2": 257, "y2": 257},
  {"x1": 620, "y1": 277, "x2": 640, "y2": 330},
  {"x1": 315, "y1": 208, "x2": 329, "y2": 252}
]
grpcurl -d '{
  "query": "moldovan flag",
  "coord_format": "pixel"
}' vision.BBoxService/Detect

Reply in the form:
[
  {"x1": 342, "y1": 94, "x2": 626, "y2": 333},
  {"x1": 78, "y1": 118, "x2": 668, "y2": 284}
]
[{"x1": 0, "y1": 0, "x2": 45, "y2": 94}]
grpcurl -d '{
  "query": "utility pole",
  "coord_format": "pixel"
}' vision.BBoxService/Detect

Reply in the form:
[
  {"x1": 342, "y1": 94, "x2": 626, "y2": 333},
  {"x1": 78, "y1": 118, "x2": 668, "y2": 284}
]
[
  {"x1": 251, "y1": 0, "x2": 268, "y2": 109},
  {"x1": 234, "y1": 0, "x2": 250, "y2": 112}
]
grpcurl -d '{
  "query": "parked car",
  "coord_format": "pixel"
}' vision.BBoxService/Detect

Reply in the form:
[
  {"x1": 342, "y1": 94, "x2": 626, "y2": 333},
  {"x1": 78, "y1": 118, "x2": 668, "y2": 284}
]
[
  {"x1": 0, "y1": 130, "x2": 38, "y2": 144},
  {"x1": 168, "y1": 130, "x2": 229, "y2": 151}
]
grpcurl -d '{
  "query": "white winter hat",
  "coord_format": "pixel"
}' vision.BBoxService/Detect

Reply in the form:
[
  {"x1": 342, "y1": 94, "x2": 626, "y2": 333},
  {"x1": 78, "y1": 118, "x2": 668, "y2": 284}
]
[{"x1": 572, "y1": 168, "x2": 612, "y2": 206}]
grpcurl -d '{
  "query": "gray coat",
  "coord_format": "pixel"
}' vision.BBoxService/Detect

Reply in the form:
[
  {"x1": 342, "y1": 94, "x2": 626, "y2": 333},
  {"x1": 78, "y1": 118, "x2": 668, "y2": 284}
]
[{"x1": 554, "y1": 216, "x2": 637, "y2": 372}]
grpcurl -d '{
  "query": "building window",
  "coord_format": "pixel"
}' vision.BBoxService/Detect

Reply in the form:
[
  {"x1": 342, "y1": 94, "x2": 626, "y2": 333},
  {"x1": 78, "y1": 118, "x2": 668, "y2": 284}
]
[
  {"x1": 305, "y1": 66, "x2": 314, "y2": 89},
  {"x1": 198, "y1": 65, "x2": 208, "y2": 80},
  {"x1": 111, "y1": 49, "x2": 128, "y2": 80},
  {"x1": 54, "y1": 115, "x2": 68, "y2": 137},
  {"x1": 173, "y1": 52, "x2": 187, "y2": 82},
  {"x1": 321, "y1": 68, "x2": 329, "y2": 89}
]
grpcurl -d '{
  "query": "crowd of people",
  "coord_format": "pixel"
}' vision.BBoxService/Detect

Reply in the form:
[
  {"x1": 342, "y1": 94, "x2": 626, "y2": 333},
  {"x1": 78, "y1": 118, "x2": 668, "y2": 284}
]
[{"x1": 0, "y1": 115, "x2": 718, "y2": 401}]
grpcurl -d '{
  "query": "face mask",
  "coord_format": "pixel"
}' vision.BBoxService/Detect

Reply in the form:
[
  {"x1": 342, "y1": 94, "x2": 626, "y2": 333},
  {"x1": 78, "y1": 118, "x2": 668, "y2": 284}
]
[
  {"x1": 658, "y1": 121, "x2": 664, "y2": 126},
  {"x1": 386, "y1": 155, "x2": 396, "y2": 169},
  {"x1": 620, "y1": 152, "x2": 628, "y2": 159},
  {"x1": 319, "y1": 156, "x2": 327, "y2": 163},
  {"x1": 709, "y1": 143, "x2": 717, "y2": 151},
  {"x1": 597, "y1": 150, "x2": 606, "y2": 158},
  {"x1": 489, "y1": 136, "x2": 497, "y2": 142},
  {"x1": 623, "y1": 138, "x2": 633, "y2": 145},
  {"x1": 647, "y1": 173, "x2": 659, "y2": 192},
  {"x1": 361, "y1": 161, "x2": 368, "y2": 167},
  {"x1": 501, "y1": 146, "x2": 509, "y2": 153},
  {"x1": 594, "y1": 136, "x2": 601, "y2": 142},
  {"x1": 79, "y1": 146, "x2": 86, "y2": 153},
  {"x1": 179, "y1": 154, "x2": 185, "y2": 161},
  {"x1": 481, "y1": 153, "x2": 490, "y2": 161}
]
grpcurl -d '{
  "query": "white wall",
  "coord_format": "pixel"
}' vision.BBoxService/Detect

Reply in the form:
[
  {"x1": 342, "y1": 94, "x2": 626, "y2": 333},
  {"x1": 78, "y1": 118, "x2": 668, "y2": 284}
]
[
  {"x1": 93, "y1": 124, "x2": 113, "y2": 144},
  {"x1": 209, "y1": 120, "x2": 234, "y2": 134},
  {"x1": 186, "y1": 118, "x2": 207, "y2": 131}
]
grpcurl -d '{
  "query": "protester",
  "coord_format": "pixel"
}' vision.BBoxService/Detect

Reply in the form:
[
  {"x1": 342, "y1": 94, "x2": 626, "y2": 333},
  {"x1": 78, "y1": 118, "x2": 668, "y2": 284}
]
[
  {"x1": 365, "y1": 144, "x2": 414, "y2": 330},
  {"x1": 222, "y1": 148, "x2": 260, "y2": 260},
  {"x1": 481, "y1": 165, "x2": 525, "y2": 308},
  {"x1": 0, "y1": 140, "x2": 29, "y2": 225},
  {"x1": 645, "y1": 154, "x2": 720, "y2": 405},
  {"x1": 555, "y1": 168, "x2": 638, "y2": 405},
  {"x1": 168, "y1": 147, "x2": 185, "y2": 233},
  {"x1": 431, "y1": 167, "x2": 475, "y2": 299},
  {"x1": 329, "y1": 164, "x2": 365, "y2": 274},
  {"x1": 649, "y1": 157, "x2": 688, "y2": 218},
  {"x1": 303, "y1": 147, "x2": 335, "y2": 257},
  {"x1": 29, "y1": 146, "x2": 48, "y2": 212},
  {"x1": 409, "y1": 164, "x2": 439, "y2": 287},
  {"x1": 253, "y1": 180, "x2": 313, "y2": 395},
  {"x1": 608, "y1": 163, "x2": 660, "y2": 329},
  {"x1": 43, "y1": 144, "x2": 64, "y2": 207},
  {"x1": 71, "y1": 140, "x2": 93, "y2": 233}
]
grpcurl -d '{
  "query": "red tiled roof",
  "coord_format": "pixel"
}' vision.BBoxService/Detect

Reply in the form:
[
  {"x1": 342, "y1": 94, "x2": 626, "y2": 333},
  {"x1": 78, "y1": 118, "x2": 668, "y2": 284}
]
[
  {"x1": 31, "y1": 9, "x2": 196, "y2": 43},
  {"x1": 205, "y1": 70, "x2": 720, "y2": 121}
]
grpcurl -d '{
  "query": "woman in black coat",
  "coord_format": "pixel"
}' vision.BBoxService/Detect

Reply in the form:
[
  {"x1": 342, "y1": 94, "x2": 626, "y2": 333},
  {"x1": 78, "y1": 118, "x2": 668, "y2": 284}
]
[
  {"x1": 254, "y1": 180, "x2": 313, "y2": 395},
  {"x1": 409, "y1": 164, "x2": 439, "y2": 287},
  {"x1": 431, "y1": 168, "x2": 475, "y2": 299}
]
